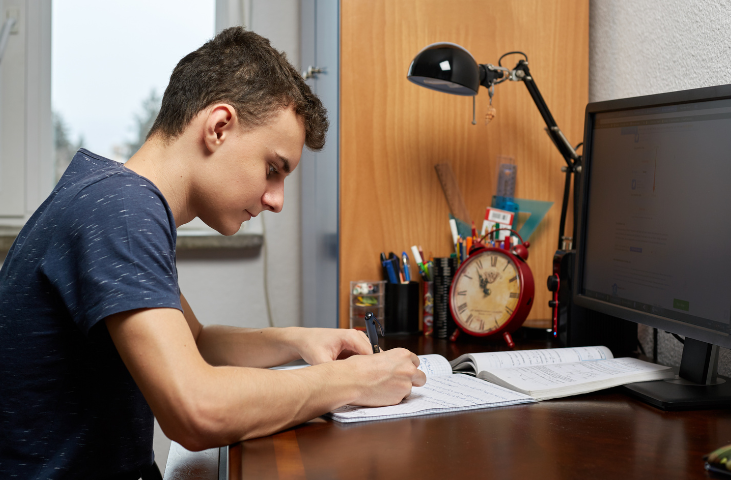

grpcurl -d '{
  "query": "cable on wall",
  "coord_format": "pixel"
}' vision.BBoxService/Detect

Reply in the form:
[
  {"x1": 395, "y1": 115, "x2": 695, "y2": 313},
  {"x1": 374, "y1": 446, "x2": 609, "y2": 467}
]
[{"x1": 261, "y1": 213, "x2": 275, "y2": 328}]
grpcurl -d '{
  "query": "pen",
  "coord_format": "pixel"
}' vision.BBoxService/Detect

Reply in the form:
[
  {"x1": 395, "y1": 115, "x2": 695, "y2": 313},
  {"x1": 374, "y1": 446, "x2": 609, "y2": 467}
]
[
  {"x1": 402, "y1": 252, "x2": 411, "y2": 282},
  {"x1": 364, "y1": 312, "x2": 383, "y2": 353}
]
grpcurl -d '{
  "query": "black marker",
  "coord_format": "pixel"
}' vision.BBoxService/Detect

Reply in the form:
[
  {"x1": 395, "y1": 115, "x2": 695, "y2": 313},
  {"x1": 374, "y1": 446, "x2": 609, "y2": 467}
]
[{"x1": 364, "y1": 312, "x2": 383, "y2": 354}]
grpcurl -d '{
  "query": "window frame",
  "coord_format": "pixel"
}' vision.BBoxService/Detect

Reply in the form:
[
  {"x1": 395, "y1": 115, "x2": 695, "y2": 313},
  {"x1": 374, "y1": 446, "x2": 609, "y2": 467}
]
[{"x1": 0, "y1": 0, "x2": 53, "y2": 227}]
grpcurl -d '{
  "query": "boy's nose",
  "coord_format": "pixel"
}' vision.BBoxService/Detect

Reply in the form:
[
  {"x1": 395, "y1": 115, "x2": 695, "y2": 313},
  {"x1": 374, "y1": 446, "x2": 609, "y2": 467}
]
[{"x1": 262, "y1": 185, "x2": 283, "y2": 213}]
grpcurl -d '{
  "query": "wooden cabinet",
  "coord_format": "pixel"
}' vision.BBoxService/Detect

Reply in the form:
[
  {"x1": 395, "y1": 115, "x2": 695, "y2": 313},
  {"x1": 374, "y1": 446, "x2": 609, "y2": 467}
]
[{"x1": 338, "y1": 0, "x2": 589, "y2": 328}]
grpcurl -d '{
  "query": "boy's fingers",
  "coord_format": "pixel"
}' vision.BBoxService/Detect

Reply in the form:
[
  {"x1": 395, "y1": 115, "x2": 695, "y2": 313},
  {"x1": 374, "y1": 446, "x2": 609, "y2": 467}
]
[
  {"x1": 410, "y1": 352, "x2": 420, "y2": 367},
  {"x1": 336, "y1": 330, "x2": 371, "y2": 356},
  {"x1": 412, "y1": 370, "x2": 427, "y2": 387}
]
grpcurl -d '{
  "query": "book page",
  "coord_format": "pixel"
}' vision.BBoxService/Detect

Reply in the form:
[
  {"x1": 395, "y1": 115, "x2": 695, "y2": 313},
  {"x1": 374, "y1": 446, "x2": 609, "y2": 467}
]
[
  {"x1": 270, "y1": 360, "x2": 310, "y2": 371},
  {"x1": 417, "y1": 354, "x2": 453, "y2": 376},
  {"x1": 330, "y1": 374, "x2": 535, "y2": 423},
  {"x1": 481, "y1": 357, "x2": 673, "y2": 395},
  {"x1": 450, "y1": 346, "x2": 613, "y2": 375}
]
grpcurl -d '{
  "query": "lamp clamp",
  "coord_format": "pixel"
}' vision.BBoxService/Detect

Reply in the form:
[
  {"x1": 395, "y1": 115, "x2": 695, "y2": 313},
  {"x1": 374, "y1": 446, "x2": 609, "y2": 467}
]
[{"x1": 479, "y1": 64, "x2": 510, "y2": 88}]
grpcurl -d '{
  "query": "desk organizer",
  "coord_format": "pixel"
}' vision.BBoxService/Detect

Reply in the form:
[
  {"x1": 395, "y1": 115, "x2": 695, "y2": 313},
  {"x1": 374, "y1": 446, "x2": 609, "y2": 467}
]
[
  {"x1": 349, "y1": 281, "x2": 385, "y2": 331},
  {"x1": 432, "y1": 257, "x2": 457, "y2": 339},
  {"x1": 384, "y1": 281, "x2": 420, "y2": 335}
]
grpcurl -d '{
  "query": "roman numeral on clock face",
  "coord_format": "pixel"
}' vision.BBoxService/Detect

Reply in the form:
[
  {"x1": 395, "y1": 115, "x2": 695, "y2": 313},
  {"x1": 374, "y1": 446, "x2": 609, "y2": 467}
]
[
  {"x1": 509, "y1": 275, "x2": 517, "y2": 283},
  {"x1": 476, "y1": 259, "x2": 483, "y2": 270},
  {"x1": 509, "y1": 292, "x2": 519, "y2": 298},
  {"x1": 458, "y1": 303, "x2": 468, "y2": 313},
  {"x1": 457, "y1": 290, "x2": 467, "y2": 296},
  {"x1": 491, "y1": 255, "x2": 498, "y2": 267},
  {"x1": 506, "y1": 306, "x2": 514, "y2": 315}
]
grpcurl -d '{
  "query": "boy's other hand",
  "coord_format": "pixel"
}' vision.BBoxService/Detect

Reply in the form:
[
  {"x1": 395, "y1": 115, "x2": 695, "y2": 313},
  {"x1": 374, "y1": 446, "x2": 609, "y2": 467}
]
[{"x1": 285, "y1": 327, "x2": 373, "y2": 365}]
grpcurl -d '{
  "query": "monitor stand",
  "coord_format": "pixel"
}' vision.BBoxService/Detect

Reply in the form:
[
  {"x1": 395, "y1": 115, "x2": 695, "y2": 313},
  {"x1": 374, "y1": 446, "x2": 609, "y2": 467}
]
[{"x1": 621, "y1": 337, "x2": 731, "y2": 410}]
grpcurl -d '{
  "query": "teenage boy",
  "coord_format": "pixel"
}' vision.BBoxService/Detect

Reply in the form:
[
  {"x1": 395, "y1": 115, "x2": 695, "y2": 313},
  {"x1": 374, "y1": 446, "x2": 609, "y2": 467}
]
[{"x1": 0, "y1": 27, "x2": 426, "y2": 479}]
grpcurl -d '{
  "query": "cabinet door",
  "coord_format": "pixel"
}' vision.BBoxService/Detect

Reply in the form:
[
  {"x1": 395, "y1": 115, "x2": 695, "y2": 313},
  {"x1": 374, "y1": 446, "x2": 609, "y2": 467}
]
[{"x1": 339, "y1": 0, "x2": 589, "y2": 328}]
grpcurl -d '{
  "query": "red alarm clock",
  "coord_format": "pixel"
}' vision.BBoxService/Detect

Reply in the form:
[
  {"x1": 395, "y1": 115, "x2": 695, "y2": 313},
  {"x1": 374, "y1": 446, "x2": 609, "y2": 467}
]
[{"x1": 448, "y1": 229, "x2": 535, "y2": 348}]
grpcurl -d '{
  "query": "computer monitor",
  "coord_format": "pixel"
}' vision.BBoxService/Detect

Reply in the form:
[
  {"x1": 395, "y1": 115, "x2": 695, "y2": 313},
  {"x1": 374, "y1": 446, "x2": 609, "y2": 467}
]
[{"x1": 574, "y1": 83, "x2": 731, "y2": 410}]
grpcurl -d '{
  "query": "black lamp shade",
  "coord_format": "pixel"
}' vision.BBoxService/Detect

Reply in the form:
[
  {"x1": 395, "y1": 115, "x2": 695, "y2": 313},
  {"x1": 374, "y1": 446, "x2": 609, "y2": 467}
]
[{"x1": 407, "y1": 42, "x2": 479, "y2": 96}]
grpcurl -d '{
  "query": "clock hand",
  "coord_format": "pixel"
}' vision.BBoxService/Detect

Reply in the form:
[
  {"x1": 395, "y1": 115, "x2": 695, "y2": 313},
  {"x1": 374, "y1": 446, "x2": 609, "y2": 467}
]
[{"x1": 478, "y1": 271, "x2": 492, "y2": 296}]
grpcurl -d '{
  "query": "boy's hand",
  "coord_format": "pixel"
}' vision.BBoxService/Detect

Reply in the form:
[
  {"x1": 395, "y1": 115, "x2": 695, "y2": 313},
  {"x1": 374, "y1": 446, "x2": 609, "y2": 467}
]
[
  {"x1": 285, "y1": 327, "x2": 373, "y2": 365},
  {"x1": 341, "y1": 348, "x2": 427, "y2": 406}
]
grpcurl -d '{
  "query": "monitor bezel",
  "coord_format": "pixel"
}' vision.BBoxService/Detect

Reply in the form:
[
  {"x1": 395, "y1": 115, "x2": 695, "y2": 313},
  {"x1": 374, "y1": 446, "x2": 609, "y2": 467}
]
[{"x1": 573, "y1": 83, "x2": 731, "y2": 350}]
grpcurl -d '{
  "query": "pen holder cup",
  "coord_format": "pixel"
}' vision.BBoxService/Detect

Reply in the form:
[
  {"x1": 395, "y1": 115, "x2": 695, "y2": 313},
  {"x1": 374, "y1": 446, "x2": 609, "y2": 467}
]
[{"x1": 384, "y1": 281, "x2": 421, "y2": 335}]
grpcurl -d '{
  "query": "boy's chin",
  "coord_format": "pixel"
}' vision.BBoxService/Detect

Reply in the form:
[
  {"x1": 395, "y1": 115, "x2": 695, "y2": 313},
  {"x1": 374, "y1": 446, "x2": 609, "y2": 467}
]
[
  {"x1": 219, "y1": 223, "x2": 244, "y2": 236},
  {"x1": 200, "y1": 217, "x2": 242, "y2": 236}
]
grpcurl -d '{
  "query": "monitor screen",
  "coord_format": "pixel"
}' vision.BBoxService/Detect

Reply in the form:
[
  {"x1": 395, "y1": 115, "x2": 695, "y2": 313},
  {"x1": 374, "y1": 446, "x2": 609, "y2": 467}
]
[{"x1": 578, "y1": 94, "x2": 731, "y2": 342}]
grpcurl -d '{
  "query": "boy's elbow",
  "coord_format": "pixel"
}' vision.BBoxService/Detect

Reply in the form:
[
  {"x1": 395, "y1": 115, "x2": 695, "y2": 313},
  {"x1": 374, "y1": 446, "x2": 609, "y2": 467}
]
[{"x1": 157, "y1": 395, "x2": 232, "y2": 452}]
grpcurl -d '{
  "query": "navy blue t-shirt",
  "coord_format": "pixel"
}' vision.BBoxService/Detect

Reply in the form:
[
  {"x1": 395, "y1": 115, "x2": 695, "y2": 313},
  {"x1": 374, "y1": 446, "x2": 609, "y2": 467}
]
[{"x1": 0, "y1": 149, "x2": 182, "y2": 478}]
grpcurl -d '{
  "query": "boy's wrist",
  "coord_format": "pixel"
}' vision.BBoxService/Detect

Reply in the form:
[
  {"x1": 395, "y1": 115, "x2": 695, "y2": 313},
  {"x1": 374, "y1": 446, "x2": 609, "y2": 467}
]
[
  {"x1": 298, "y1": 358, "x2": 363, "y2": 406},
  {"x1": 274, "y1": 326, "x2": 305, "y2": 359}
]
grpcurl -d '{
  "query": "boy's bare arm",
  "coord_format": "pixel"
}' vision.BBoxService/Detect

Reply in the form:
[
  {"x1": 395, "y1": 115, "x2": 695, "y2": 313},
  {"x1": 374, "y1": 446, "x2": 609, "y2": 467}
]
[
  {"x1": 105, "y1": 307, "x2": 426, "y2": 451},
  {"x1": 179, "y1": 293, "x2": 375, "y2": 368}
]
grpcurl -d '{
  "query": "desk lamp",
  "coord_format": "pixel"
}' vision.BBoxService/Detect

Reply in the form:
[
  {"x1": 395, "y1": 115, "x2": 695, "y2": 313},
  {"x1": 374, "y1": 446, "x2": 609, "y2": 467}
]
[{"x1": 407, "y1": 42, "x2": 580, "y2": 250}]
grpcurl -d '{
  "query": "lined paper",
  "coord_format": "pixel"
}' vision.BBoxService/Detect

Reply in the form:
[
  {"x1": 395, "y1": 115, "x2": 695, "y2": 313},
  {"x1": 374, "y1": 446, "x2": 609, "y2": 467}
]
[{"x1": 330, "y1": 374, "x2": 535, "y2": 423}]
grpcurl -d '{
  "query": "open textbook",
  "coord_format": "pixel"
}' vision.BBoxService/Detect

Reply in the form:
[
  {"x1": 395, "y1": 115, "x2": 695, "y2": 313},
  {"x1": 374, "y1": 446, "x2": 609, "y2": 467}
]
[{"x1": 330, "y1": 346, "x2": 673, "y2": 423}]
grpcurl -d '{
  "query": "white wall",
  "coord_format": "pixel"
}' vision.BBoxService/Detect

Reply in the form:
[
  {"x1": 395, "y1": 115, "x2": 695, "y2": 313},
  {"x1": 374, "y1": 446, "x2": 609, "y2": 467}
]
[{"x1": 590, "y1": 0, "x2": 731, "y2": 375}]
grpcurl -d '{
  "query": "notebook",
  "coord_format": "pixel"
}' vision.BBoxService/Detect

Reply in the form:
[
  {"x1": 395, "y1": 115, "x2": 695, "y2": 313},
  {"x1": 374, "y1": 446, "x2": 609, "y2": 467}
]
[
  {"x1": 330, "y1": 372, "x2": 535, "y2": 423},
  {"x1": 329, "y1": 346, "x2": 673, "y2": 422}
]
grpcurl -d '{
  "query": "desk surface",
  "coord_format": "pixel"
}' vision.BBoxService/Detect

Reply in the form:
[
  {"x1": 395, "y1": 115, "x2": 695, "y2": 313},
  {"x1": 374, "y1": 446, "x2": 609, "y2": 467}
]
[{"x1": 227, "y1": 334, "x2": 731, "y2": 480}]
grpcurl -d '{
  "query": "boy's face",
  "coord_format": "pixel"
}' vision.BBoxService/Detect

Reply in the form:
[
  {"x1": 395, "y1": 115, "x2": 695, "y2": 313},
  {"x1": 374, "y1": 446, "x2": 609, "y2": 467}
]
[{"x1": 194, "y1": 105, "x2": 305, "y2": 235}]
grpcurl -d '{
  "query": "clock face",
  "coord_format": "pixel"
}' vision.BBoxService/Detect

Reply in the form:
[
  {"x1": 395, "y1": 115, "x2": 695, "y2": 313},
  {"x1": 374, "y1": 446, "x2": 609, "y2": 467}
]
[{"x1": 450, "y1": 250, "x2": 522, "y2": 335}]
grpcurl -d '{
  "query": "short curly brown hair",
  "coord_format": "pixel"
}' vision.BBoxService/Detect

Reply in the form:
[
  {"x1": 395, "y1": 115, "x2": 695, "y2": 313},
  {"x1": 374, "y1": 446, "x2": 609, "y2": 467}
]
[{"x1": 148, "y1": 27, "x2": 328, "y2": 151}]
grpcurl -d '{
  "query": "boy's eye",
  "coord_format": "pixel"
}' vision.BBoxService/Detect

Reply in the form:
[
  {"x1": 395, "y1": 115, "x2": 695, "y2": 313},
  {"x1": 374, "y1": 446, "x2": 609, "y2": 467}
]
[{"x1": 268, "y1": 164, "x2": 278, "y2": 176}]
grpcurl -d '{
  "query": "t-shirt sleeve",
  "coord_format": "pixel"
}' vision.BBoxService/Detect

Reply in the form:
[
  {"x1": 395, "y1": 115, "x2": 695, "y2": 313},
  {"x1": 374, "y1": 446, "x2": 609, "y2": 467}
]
[{"x1": 42, "y1": 174, "x2": 182, "y2": 335}]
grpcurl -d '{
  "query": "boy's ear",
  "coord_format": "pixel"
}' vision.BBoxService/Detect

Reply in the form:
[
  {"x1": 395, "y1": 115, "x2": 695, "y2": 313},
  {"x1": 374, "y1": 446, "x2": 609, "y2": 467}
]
[{"x1": 203, "y1": 104, "x2": 237, "y2": 153}]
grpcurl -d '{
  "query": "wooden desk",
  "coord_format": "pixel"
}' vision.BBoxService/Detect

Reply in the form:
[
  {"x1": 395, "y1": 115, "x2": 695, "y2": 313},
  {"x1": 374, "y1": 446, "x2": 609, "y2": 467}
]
[{"x1": 226, "y1": 335, "x2": 731, "y2": 480}]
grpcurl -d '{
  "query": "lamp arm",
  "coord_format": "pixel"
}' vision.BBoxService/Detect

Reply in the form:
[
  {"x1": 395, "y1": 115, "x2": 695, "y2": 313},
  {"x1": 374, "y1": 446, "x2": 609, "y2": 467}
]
[
  {"x1": 479, "y1": 58, "x2": 582, "y2": 248},
  {"x1": 512, "y1": 60, "x2": 579, "y2": 168}
]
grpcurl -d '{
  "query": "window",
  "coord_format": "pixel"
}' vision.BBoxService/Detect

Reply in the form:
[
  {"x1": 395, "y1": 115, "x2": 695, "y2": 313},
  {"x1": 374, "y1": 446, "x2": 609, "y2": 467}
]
[
  {"x1": 52, "y1": 0, "x2": 215, "y2": 171},
  {"x1": 1, "y1": 0, "x2": 259, "y2": 238}
]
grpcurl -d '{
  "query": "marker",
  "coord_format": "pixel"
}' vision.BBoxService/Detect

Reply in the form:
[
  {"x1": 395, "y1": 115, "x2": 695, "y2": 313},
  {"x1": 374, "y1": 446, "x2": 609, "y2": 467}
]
[
  {"x1": 449, "y1": 218, "x2": 459, "y2": 249},
  {"x1": 387, "y1": 252, "x2": 403, "y2": 283},
  {"x1": 383, "y1": 260, "x2": 398, "y2": 283},
  {"x1": 411, "y1": 245, "x2": 427, "y2": 279}
]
